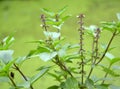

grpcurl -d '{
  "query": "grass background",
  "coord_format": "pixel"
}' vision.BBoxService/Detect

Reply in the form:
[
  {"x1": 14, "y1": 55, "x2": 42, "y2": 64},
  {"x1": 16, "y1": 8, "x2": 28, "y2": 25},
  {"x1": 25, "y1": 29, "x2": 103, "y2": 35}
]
[{"x1": 0, "y1": 0, "x2": 120, "y2": 89}]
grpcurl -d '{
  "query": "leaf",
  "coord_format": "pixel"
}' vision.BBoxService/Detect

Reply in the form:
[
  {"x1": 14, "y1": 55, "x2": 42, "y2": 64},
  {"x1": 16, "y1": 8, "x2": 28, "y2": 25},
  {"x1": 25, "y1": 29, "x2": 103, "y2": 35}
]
[
  {"x1": 0, "y1": 76, "x2": 9, "y2": 82},
  {"x1": 15, "y1": 56, "x2": 26, "y2": 66},
  {"x1": 105, "y1": 52, "x2": 115, "y2": 59},
  {"x1": 48, "y1": 72, "x2": 62, "y2": 82},
  {"x1": 60, "y1": 77, "x2": 79, "y2": 89},
  {"x1": 47, "y1": 85, "x2": 59, "y2": 89},
  {"x1": 109, "y1": 85, "x2": 120, "y2": 89},
  {"x1": 30, "y1": 68, "x2": 49, "y2": 84},
  {"x1": 116, "y1": 13, "x2": 120, "y2": 21},
  {"x1": 43, "y1": 31, "x2": 61, "y2": 40},
  {"x1": 41, "y1": 8, "x2": 55, "y2": 16},
  {"x1": 110, "y1": 57, "x2": 120, "y2": 65},
  {"x1": 39, "y1": 52, "x2": 57, "y2": 61},
  {"x1": 2, "y1": 35, "x2": 15, "y2": 50},
  {"x1": 58, "y1": 6, "x2": 67, "y2": 16},
  {"x1": 101, "y1": 65, "x2": 120, "y2": 77},
  {"x1": 0, "y1": 50, "x2": 14, "y2": 64},
  {"x1": 62, "y1": 15, "x2": 71, "y2": 21},
  {"x1": 85, "y1": 79, "x2": 94, "y2": 89},
  {"x1": 95, "y1": 84, "x2": 109, "y2": 89}
]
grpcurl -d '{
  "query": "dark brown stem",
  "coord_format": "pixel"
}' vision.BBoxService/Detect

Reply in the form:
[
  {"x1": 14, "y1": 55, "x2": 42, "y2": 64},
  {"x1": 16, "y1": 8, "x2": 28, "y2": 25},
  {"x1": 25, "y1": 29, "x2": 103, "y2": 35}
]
[
  {"x1": 77, "y1": 14, "x2": 85, "y2": 84},
  {"x1": 8, "y1": 73, "x2": 17, "y2": 88},
  {"x1": 96, "y1": 30, "x2": 117, "y2": 65},
  {"x1": 54, "y1": 55, "x2": 73, "y2": 78},
  {"x1": 40, "y1": 14, "x2": 48, "y2": 31},
  {"x1": 14, "y1": 64, "x2": 34, "y2": 89}
]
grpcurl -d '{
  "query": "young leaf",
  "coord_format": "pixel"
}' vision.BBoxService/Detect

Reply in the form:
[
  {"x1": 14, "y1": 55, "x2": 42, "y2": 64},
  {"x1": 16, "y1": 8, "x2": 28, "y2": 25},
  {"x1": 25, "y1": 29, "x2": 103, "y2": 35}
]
[
  {"x1": 43, "y1": 31, "x2": 61, "y2": 40},
  {"x1": 2, "y1": 35, "x2": 15, "y2": 50},
  {"x1": 0, "y1": 50, "x2": 14, "y2": 64},
  {"x1": 60, "y1": 77, "x2": 79, "y2": 89},
  {"x1": 30, "y1": 68, "x2": 49, "y2": 84},
  {"x1": 41, "y1": 8, "x2": 55, "y2": 16},
  {"x1": 39, "y1": 52, "x2": 57, "y2": 61},
  {"x1": 58, "y1": 6, "x2": 67, "y2": 16},
  {"x1": 85, "y1": 79, "x2": 94, "y2": 89}
]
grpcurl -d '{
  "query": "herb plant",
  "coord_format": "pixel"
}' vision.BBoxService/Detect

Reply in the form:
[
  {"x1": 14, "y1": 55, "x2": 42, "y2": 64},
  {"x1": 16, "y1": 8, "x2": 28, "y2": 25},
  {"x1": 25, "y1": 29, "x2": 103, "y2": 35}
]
[{"x1": 0, "y1": 7, "x2": 120, "y2": 89}]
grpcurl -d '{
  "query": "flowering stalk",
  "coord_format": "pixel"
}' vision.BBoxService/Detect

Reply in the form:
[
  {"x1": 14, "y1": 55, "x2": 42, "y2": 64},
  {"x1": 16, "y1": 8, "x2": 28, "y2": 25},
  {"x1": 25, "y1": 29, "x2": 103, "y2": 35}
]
[{"x1": 77, "y1": 14, "x2": 85, "y2": 85}]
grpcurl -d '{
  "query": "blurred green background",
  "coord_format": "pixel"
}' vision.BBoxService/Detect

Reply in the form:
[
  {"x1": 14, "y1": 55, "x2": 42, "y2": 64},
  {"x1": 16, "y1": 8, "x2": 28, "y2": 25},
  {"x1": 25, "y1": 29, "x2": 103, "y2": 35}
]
[{"x1": 0, "y1": 0, "x2": 120, "y2": 89}]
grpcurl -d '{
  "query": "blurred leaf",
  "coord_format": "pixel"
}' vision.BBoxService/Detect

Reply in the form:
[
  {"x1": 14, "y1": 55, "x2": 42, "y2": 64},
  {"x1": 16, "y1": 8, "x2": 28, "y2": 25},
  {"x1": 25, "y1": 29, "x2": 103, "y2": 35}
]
[
  {"x1": 60, "y1": 77, "x2": 79, "y2": 89},
  {"x1": 0, "y1": 50, "x2": 14, "y2": 64},
  {"x1": 85, "y1": 79, "x2": 94, "y2": 89},
  {"x1": 39, "y1": 52, "x2": 57, "y2": 61},
  {"x1": 58, "y1": 6, "x2": 67, "y2": 16},
  {"x1": 47, "y1": 85, "x2": 59, "y2": 89},
  {"x1": 109, "y1": 85, "x2": 120, "y2": 89},
  {"x1": 110, "y1": 57, "x2": 120, "y2": 65},
  {"x1": 44, "y1": 31, "x2": 61, "y2": 40},
  {"x1": 0, "y1": 76, "x2": 9, "y2": 82},
  {"x1": 105, "y1": 52, "x2": 115, "y2": 59},
  {"x1": 17, "y1": 81, "x2": 30, "y2": 88},
  {"x1": 48, "y1": 72, "x2": 62, "y2": 82},
  {"x1": 101, "y1": 65, "x2": 120, "y2": 77},
  {"x1": 62, "y1": 15, "x2": 71, "y2": 21},
  {"x1": 116, "y1": 13, "x2": 120, "y2": 21},
  {"x1": 41, "y1": 8, "x2": 55, "y2": 16},
  {"x1": 30, "y1": 68, "x2": 49, "y2": 84},
  {"x1": 95, "y1": 84, "x2": 109, "y2": 89},
  {"x1": 15, "y1": 56, "x2": 26, "y2": 66},
  {"x1": 37, "y1": 65, "x2": 53, "y2": 71},
  {"x1": 2, "y1": 35, "x2": 15, "y2": 50}
]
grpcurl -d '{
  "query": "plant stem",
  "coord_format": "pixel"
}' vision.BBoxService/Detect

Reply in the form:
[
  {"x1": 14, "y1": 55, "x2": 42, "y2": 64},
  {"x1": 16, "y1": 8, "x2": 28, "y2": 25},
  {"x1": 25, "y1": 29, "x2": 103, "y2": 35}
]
[
  {"x1": 77, "y1": 14, "x2": 85, "y2": 84},
  {"x1": 88, "y1": 30, "x2": 117, "y2": 79},
  {"x1": 13, "y1": 64, "x2": 34, "y2": 89},
  {"x1": 54, "y1": 55, "x2": 73, "y2": 78},
  {"x1": 40, "y1": 14, "x2": 48, "y2": 31},
  {"x1": 8, "y1": 73, "x2": 17, "y2": 88},
  {"x1": 102, "y1": 64, "x2": 111, "y2": 84},
  {"x1": 96, "y1": 30, "x2": 117, "y2": 65}
]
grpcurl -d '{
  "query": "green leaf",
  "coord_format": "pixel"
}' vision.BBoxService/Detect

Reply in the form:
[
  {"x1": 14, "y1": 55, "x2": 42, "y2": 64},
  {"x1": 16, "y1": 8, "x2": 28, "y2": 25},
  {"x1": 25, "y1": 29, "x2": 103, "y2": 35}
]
[
  {"x1": 15, "y1": 56, "x2": 26, "y2": 66},
  {"x1": 47, "y1": 85, "x2": 59, "y2": 89},
  {"x1": 62, "y1": 15, "x2": 71, "y2": 21},
  {"x1": 0, "y1": 76, "x2": 9, "y2": 82},
  {"x1": 101, "y1": 65, "x2": 120, "y2": 77},
  {"x1": 41, "y1": 8, "x2": 55, "y2": 16},
  {"x1": 3, "y1": 58, "x2": 17, "y2": 72},
  {"x1": 30, "y1": 68, "x2": 49, "y2": 84},
  {"x1": 60, "y1": 77, "x2": 79, "y2": 89},
  {"x1": 85, "y1": 79, "x2": 94, "y2": 89},
  {"x1": 110, "y1": 57, "x2": 120, "y2": 65},
  {"x1": 0, "y1": 50, "x2": 14, "y2": 64},
  {"x1": 43, "y1": 31, "x2": 61, "y2": 40},
  {"x1": 39, "y1": 52, "x2": 57, "y2": 61},
  {"x1": 109, "y1": 85, "x2": 120, "y2": 89},
  {"x1": 95, "y1": 84, "x2": 109, "y2": 89},
  {"x1": 58, "y1": 6, "x2": 67, "y2": 16},
  {"x1": 2, "y1": 35, "x2": 15, "y2": 50},
  {"x1": 105, "y1": 52, "x2": 115, "y2": 59}
]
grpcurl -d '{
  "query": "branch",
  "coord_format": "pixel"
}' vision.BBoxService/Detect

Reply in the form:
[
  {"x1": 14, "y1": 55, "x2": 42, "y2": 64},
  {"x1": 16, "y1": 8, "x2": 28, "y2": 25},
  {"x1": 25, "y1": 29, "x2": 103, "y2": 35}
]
[
  {"x1": 14, "y1": 64, "x2": 34, "y2": 89},
  {"x1": 95, "y1": 30, "x2": 117, "y2": 65}
]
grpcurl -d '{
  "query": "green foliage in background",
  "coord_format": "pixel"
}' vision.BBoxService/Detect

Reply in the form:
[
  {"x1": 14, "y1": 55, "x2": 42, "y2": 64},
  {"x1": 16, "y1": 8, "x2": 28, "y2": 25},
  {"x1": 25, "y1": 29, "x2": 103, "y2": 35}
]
[{"x1": 0, "y1": 6, "x2": 120, "y2": 89}]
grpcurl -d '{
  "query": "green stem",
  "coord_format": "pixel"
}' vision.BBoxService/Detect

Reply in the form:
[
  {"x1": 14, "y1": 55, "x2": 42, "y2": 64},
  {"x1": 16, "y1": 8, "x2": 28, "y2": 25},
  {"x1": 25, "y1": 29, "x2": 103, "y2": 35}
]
[
  {"x1": 102, "y1": 65, "x2": 111, "y2": 84},
  {"x1": 96, "y1": 30, "x2": 117, "y2": 65}
]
